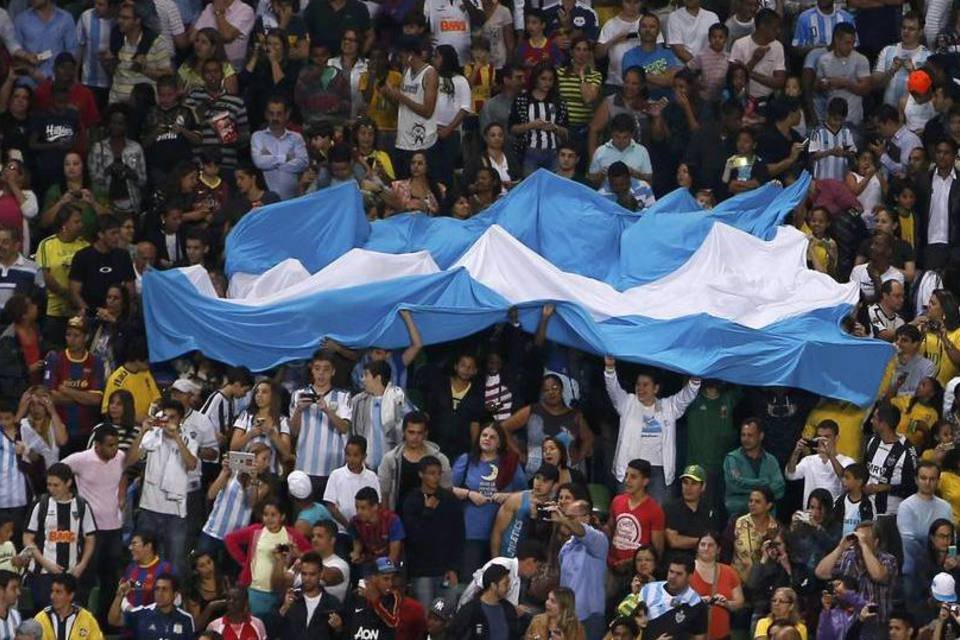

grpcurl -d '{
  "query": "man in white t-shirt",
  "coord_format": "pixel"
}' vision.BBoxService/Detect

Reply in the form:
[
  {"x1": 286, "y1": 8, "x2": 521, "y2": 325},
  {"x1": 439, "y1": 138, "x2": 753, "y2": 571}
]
[
  {"x1": 596, "y1": 0, "x2": 643, "y2": 89},
  {"x1": 126, "y1": 399, "x2": 199, "y2": 578},
  {"x1": 666, "y1": 0, "x2": 719, "y2": 62},
  {"x1": 729, "y1": 9, "x2": 785, "y2": 100},
  {"x1": 786, "y1": 419, "x2": 854, "y2": 505},
  {"x1": 423, "y1": 0, "x2": 475, "y2": 64},
  {"x1": 848, "y1": 232, "x2": 905, "y2": 301}
]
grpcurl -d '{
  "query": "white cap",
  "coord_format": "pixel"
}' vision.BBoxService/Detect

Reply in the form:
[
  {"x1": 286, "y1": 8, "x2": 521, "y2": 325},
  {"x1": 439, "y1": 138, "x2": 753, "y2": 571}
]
[
  {"x1": 933, "y1": 572, "x2": 957, "y2": 603},
  {"x1": 171, "y1": 378, "x2": 201, "y2": 395},
  {"x1": 287, "y1": 470, "x2": 313, "y2": 500}
]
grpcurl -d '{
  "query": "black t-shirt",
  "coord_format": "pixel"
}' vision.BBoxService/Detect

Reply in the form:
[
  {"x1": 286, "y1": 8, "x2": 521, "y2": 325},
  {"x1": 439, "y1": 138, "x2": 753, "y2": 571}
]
[
  {"x1": 0, "y1": 112, "x2": 29, "y2": 158},
  {"x1": 31, "y1": 108, "x2": 81, "y2": 189},
  {"x1": 344, "y1": 592, "x2": 397, "y2": 640},
  {"x1": 398, "y1": 455, "x2": 421, "y2": 509},
  {"x1": 144, "y1": 105, "x2": 198, "y2": 174},
  {"x1": 68, "y1": 246, "x2": 135, "y2": 308},
  {"x1": 221, "y1": 191, "x2": 282, "y2": 228},
  {"x1": 663, "y1": 500, "x2": 718, "y2": 561}
]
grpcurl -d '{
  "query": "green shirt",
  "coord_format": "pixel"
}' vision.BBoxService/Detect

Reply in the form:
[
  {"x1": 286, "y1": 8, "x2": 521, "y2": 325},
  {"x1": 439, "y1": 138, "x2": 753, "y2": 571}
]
[{"x1": 685, "y1": 388, "x2": 741, "y2": 473}]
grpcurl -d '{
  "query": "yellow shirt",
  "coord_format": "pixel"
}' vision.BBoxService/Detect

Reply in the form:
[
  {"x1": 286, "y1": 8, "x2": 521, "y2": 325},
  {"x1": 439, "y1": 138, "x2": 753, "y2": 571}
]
[
  {"x1": 362, "y1": 69, "x2": 403, "y2": 133},
  {"x1": 890, "y1": 395, "x2": 939, "y2": 448},
  {"x1": 803, "y1": 400, "x2": 870, "y2": 460},
  {"x1": 251, "y1": 527, "x2": 289, "y2": 591},
  {"x1": 101, "y1": 366, "x2": 161, "y2": 420},
  {"x1": 921, "y1": 328, "x2": 960, "y2": 386},
  {"x1": 755, "y1": 618, "x2": 807, "y2": 640},
  {"x1": 939, "y1": 471, "x2": 960, "y2": 524},
  {"x1": 35, "y1": 235, "x2": 89, "y2": 318},
  {"x1": 897, "y1": 209, "x2": 915, "y2": 247}
]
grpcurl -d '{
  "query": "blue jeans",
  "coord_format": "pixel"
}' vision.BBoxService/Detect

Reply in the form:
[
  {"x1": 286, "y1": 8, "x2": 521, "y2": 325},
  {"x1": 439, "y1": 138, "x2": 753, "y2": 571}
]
[
  {"x1": 522, "y1": 148, "x2": 557, "y2": 176},
  {"x1": 137, "y1": 509, "x2": 189, "y2": 578}
]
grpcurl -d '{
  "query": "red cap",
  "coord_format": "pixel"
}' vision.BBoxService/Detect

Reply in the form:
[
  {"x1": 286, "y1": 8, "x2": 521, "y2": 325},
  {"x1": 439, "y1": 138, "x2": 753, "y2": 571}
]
[{"x1": 907, "y1": 70, "x2": 932, "y2": 95}]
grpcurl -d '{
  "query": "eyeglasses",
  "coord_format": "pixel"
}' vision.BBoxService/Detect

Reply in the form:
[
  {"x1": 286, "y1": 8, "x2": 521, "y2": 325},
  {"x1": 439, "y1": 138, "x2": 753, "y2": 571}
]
[
  {"x1": 771, "y1": 598, "x2": 794, "y2": 604},
  {"x1": 342, "y1": 36, "x2": 358, "y2": 42}
]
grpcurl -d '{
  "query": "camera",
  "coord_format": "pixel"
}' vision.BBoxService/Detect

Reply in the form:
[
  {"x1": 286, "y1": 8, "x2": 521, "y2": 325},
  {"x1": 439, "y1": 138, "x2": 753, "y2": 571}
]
[
  {"x1": 802, "y1": 438, "x2": 821, "y2": 449},
  {"x1": 301, "y1": 392, "x2": 319, "y2": 403},
  {"x1": 928, "y1": 320, "x2": 942, "y2": 333},
  {"x1": 276, "y1": 544, "x2": 290, "y2": 553},
  {"x1": 536, "y1": 505, "x2": 552, "y2": 520}
]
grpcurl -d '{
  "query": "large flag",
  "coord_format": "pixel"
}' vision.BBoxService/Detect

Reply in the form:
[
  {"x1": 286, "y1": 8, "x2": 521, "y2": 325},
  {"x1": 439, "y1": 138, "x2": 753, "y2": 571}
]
[{"x1": 143, "y1": 171, "x2": 893, "y2": 406}]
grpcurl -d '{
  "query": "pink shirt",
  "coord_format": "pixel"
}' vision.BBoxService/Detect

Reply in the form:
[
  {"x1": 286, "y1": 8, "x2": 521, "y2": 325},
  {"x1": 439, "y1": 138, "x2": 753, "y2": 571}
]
[{"x1": 62, "y1": 448, "x2": 125, "y2": 531}]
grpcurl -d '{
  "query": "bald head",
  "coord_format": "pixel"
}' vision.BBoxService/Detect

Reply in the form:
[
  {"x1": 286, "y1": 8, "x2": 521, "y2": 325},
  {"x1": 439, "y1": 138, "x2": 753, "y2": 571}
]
[{"x1": 135, "y1": 241, "x2": 157, "y2": 268}]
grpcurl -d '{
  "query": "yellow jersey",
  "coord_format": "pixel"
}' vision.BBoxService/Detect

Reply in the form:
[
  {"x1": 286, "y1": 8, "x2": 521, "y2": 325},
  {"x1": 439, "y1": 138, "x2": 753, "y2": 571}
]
[{"x1": 35, "y1": 235, "x2": 89, "y2": 318}]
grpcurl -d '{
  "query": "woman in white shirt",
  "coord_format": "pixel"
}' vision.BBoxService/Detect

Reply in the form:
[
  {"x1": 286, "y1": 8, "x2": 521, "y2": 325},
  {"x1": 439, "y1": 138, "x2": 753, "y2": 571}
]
[
  {"x1": 432, "y1": 45, "x2": 473, "y2": 191},
  {"x1": 14, "y1": 386, "x2": 68, "y2": 471},
  {"x1": 230, "y1": 381, "x2": 292, "y2": 473},
  {"x1": 328, "y1": 28, "x2": 368, "y2": 118}
]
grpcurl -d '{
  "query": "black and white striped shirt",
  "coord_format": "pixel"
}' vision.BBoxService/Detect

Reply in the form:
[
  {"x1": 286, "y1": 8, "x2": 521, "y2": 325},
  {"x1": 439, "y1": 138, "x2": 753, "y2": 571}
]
[
  {"x1": 26, "y1": 496, "x2": 97, "y2": 573},
  {"x1": 509, "y1": 92, "x2": 569, "y2": 152}
]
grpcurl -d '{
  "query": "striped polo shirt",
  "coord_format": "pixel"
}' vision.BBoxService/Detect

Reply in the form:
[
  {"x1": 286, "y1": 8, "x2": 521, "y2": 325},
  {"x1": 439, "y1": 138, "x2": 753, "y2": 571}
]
[{"x1": 556, "y1": 66, "x2": 603, "y2": 126}]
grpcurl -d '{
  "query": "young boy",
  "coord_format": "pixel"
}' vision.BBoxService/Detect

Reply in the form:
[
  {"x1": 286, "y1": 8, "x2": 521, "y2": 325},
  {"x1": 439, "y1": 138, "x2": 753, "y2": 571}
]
[
  {"x1": 199, "y1": 366, "x2": 254, "y2": 447},
  {"x1": 516, "y1": 11, "x2": 563, "y2": 74},
  {"x1": 688, "y1": 23, "x2": 729, "y2": 102},
  {"x1": 723, "y1": 128, "x2": 767, "y2": 195},
  {"x1": 0, "y1": 517, "x2": 16, "y2": 572},
  {"x1": 464, "y1": 36, "x2": 496, "y2": 115},
  {"x1": 349, "y1": 486, "x2": 405, "y2": 566},
  {"x1": 834, "y1": 462, "x2": 872, "y2": 536},
  {"x1": 142, "y1": 76, "x2": 200, "y2": 187},
  {"x1": 194, "y1": 148, "x2": 231, "y2": 223},
  {"x1": 808, "y1": 97, "x2": 857, "y2": 181}
]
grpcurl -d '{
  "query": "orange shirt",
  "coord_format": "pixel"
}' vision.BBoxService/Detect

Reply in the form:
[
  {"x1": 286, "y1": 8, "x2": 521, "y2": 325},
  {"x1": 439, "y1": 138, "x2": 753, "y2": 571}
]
[{"x1": 690, "y1": 563, "x2": 741, "y2": 640}]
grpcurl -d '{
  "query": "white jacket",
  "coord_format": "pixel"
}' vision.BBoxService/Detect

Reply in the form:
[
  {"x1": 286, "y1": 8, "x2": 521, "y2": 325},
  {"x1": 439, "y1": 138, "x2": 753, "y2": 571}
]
[{"x1": 605, "y1": 370, "x2": 700, "y2": 484}]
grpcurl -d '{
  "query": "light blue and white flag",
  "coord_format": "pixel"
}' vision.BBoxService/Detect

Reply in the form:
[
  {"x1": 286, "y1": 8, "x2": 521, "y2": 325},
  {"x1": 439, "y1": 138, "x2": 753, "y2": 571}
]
[{"x1": 143, "y1": 171, "x2": 893, "y2": 406}]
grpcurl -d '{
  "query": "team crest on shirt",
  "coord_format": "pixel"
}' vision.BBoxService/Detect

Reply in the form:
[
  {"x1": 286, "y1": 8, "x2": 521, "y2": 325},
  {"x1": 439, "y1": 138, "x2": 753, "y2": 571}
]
[
  {"x1": 573, "y1": 15, "x2": 586, "y2": 27},
  {"x1": 174, "y1": 624, "x2": 183, "y2": 634},
  {"x1": 674, "y1": 609, "x2": 686, "y2": 624},
  {"x1": 79, "y1": 629, "x2": 88, "y2": 637}
]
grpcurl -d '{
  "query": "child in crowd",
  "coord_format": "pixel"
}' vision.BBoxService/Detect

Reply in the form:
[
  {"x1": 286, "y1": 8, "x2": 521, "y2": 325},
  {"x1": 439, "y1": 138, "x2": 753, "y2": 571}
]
[
  {"x1": 806, "y1": 206, "x2": 839, "y2": 277},
  {"x1": 834, "y1": 462, "x2": 872, "y2": 536}
]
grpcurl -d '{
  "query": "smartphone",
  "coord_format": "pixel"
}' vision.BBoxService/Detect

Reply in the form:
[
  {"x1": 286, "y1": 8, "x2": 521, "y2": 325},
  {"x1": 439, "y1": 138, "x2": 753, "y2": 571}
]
[{"x1": 949, "y1": 545, "x2": 957, "y2": 558}]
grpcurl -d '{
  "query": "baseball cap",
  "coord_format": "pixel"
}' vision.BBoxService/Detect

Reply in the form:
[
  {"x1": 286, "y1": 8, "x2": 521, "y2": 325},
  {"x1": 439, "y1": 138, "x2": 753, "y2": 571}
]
[
  {"x1": 933, "y1": 572, "x2": 957, "y2": 603},
  {"x1": 907, "y1": 70, "x2": 932, "y2": 95},
  {"x1": 287, "y1": 470, "x2": 313, "y2": 500},
  {"x1": 171, "y1": 378, "x2": 201, "y2": 395},
  {"x1": 679, "y1": 464, "x2": 706, "y2": 483},
  {"x1": 375, "y1": 557, "x2": 398, "y2": 575},
  {"x1": 534, "y1": 463, "x2": 560, "y2": 483},
  {"x1": 429, "y1": 597, "x2": 453, "y2": 620},
  {"x1": 66, "y1": 316, "x2": 88, "y2": 333}
]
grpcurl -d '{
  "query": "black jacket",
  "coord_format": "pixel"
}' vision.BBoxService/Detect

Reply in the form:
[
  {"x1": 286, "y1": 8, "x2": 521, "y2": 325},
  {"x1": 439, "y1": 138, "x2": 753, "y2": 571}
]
[
  {"x1": 402, "y1": 487, "x2": 464, "y2": 577},
  {"x1": 279, "y1": 590, "x2": 341, "y2": 640},
  {"x1": 914, "y1": 166, "x2": 960, "y2": 266},
  {"x1": 447, "y1": 597, "x2": 520, "y2": 640}
]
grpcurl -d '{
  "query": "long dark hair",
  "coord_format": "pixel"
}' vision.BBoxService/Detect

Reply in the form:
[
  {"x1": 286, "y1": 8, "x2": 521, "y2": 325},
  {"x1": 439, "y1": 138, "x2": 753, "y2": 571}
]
[
  {"x1": 909, "y1": 376, "x2": 944, "y2": 417},
  {"x1": 469, "y1": 421, "x2": 520, "y2": 490},
  {"x1": 106, "y1": 389, "x2": 136, "y2": 428},
  {"x1": 246, "y1": 380, "x2": 283, "y2": 425},
  {"x1": 933, "y1": 289, "x2": 960, "y2": 331},
  {"x1": 527, "y1": 61, "x2": 559, "y2": 102},
  {"x1": 807, "y1": 488, "x2": 836, "y2": 531},
  {"x1": 927, "y1": 518, "x2": 955, "y2": 567},
  {"x1": 190, "y1": 27, "x2": 229, "y2": 68},
  {"x1": 434, "y1": 44, "x2": 462, "y2": 98}
]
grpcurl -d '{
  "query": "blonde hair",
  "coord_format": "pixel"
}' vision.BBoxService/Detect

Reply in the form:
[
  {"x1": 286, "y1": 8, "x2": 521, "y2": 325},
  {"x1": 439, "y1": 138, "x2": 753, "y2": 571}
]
[
  {"x1": 769, "y1": 587, "x2": 801, "y2": 626},
  {"x1": 551, "y1": 588, "x2": 581, "y2": 638}
]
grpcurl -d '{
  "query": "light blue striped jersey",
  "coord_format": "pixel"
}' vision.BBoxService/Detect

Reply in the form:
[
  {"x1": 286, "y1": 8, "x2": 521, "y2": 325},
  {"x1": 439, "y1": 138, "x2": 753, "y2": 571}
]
[
  {"x1": 232, "y1": 413, "x2": 291, "y2": 473},
  {"x1": 76, "y1": 9, "x2": 112, "y2": 89},
  {"x1": 290, "y1": 387, "x2": 353, "y2": 477},
  {"x1": 0, "y1": 429, "x2": 29, "y2": 509},
  {"x1": 792, "y1": 7, "x2": 854, "y2": 48},
  {"x1": 809, "y1": 123, "x2": 857, "y2": 180},
  {"x1": 201, "y1": 475, "x2": 252, "y2": 540}
]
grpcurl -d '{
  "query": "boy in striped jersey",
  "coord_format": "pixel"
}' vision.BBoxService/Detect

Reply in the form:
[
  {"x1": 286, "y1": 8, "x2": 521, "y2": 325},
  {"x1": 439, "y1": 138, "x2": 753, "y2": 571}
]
[
  {"x1": 791, "y1": 0, "x2": 853, "y2": 55},
  {"x1": 199, "y1": 367, "x2": 254, "y2": 449},
  {"x1": 119, "y1": 532, "x2": 173, "y2": 612},
  {"x1": 198, "y1": 444, "x2": 273, "y2": 559},
  {"x1": 0, "y1": 403, "x2": 31, "y2": 542},
  {"x1": 290, "y1": 351, "x2": 353, "y2": 500},
  {"x1": 809, "y1": 98, "x2": 857, "y2": 180}
]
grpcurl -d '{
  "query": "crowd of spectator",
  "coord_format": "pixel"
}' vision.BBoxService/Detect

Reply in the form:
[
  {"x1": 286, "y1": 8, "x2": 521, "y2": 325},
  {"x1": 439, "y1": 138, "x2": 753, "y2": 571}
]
[{"x1": 0, "y1": 0, "x2": 960, "y2": 639}]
